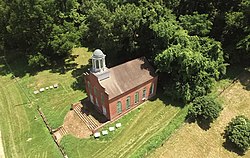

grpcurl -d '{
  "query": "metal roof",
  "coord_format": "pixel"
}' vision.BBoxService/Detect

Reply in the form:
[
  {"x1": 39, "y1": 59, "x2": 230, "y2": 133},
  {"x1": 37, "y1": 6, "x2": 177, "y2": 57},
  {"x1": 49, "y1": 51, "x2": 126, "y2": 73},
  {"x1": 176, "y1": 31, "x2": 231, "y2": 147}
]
[{"x1": 99, "y1": 57, "x2": 157, "y2": 99}]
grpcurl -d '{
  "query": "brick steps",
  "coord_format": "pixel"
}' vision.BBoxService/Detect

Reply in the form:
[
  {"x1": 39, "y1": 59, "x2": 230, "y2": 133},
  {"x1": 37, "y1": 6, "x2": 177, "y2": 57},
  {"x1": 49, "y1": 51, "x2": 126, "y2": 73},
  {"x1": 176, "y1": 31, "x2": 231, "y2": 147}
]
[
  {"x1": 73, "y1": 104, "x2": 99, "y2": 131},
  {"x1": 59, "y1": 126, "x2": 68, "y2": 136},
  {"x1": 53, "y1": 126, "x2": 68, "y2": 141}
]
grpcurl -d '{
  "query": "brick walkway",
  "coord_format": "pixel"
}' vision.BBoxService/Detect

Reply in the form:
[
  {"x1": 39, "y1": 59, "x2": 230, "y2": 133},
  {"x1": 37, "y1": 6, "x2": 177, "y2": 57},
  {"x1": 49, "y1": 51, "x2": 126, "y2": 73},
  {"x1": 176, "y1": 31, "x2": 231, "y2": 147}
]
[{"x1": 0, "y1": 131, "x2": 5, "y2": 158}]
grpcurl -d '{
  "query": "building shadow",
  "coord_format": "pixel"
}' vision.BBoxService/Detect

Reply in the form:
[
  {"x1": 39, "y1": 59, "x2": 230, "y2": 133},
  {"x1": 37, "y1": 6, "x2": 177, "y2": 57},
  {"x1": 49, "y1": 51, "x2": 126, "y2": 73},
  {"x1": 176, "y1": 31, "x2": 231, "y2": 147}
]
[{"x1": 80, "y1": 98, "x2": 108, "y2": 124}]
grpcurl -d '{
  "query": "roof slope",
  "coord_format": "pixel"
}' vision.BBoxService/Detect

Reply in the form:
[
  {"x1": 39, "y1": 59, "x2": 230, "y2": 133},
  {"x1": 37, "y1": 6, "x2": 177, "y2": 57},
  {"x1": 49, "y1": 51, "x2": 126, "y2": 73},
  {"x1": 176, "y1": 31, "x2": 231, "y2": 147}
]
[{"x1": 99, "y1": 57, "x2": 157, "y2": 99}]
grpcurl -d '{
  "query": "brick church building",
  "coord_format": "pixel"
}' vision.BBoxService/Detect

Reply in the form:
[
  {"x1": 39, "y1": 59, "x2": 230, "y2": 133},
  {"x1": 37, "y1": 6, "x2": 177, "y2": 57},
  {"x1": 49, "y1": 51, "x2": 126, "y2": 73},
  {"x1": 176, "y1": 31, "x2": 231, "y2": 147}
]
[{"x1": 84, "y1": 49, "x2": 158, "y2": 121}]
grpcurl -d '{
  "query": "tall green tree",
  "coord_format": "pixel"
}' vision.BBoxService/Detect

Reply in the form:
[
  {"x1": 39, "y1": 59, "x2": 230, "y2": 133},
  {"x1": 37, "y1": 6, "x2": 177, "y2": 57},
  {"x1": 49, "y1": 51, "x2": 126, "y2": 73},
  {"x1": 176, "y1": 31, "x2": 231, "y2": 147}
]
[
  {"x1": 179, "y1": 12, "x2": 212, "y2": 36},
  {"x1": 155, "y1": 35, "x2": 226, "y2": 102}
]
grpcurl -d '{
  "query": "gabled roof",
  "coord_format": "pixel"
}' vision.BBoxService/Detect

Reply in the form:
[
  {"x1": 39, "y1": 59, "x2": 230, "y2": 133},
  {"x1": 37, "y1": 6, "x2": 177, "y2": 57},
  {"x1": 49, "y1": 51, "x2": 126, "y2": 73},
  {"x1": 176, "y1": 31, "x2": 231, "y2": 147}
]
[{"x1": 99, "y1": 57, "x2": 157, "y2": 100}]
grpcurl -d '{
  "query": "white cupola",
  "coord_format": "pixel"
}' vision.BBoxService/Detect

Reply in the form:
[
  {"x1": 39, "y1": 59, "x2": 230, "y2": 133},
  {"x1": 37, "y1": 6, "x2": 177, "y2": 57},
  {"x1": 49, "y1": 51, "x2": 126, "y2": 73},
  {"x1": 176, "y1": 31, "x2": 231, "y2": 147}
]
[
  {"x1": 90, "y1": 49, "x2": 110, "y2": 81},
  {"x1": 91, "y1": 49, "x2": 106, "y2": 73}
]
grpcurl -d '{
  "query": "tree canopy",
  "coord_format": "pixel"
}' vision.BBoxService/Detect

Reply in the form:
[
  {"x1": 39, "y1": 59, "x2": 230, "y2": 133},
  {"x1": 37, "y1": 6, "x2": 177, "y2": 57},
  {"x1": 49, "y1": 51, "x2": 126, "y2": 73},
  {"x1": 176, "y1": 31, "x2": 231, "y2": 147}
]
[
  {"x1": 224, "y1": 115, "x2": 250, "y2": 153},
  {"x1": 0, "y1": 0, "x2": 249, "y2": 102},
  {"x1": 188, "y1": 95, "x2": 223, "y2": 123}
]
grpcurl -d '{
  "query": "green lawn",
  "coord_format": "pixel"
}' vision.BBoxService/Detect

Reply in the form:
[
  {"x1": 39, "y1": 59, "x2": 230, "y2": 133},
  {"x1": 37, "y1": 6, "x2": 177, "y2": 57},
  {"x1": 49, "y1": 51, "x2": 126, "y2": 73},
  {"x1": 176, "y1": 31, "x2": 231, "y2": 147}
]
[
  {"x1": 0, "y1": 48, "x2": 185, "y2": 158},
  {"x1": 61, "y1": 97, "x2": 183, "y2": 158},
  {"x1": 0, "y1": 48, "x2": 91, "y2": 157},
  {"x1": 0, "y1": 74, "x2": 61, "y2": 158}
]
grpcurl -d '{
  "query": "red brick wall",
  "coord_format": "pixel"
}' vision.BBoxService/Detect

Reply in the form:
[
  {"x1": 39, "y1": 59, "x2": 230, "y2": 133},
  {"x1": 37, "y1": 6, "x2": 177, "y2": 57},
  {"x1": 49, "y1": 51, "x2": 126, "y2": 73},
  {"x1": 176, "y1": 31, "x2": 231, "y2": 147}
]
[
  {"x1": 108, "y1": 76, "x2": 158, "y2": 120},
  {"x1": 85, "y1": 73, "x2": 158, "y2": 121},
  {"x1": 85, "y1": 73, "x2": 110, "y2": 119}
]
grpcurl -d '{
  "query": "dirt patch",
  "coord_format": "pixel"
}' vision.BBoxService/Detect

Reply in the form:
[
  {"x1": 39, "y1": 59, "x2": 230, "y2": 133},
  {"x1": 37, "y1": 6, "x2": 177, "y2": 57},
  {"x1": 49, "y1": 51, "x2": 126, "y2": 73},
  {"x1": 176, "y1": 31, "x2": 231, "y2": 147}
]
[{"x1": 63, "y1": 110, "x2": 91, "y2": 139}]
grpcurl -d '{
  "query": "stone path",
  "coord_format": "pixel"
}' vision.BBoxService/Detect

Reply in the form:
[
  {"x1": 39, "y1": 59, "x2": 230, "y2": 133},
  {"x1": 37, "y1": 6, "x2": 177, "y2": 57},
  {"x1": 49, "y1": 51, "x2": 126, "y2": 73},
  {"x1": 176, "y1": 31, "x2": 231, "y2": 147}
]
[{"x1": 0, "y1": 131, "x2": 5, "y2": 158}]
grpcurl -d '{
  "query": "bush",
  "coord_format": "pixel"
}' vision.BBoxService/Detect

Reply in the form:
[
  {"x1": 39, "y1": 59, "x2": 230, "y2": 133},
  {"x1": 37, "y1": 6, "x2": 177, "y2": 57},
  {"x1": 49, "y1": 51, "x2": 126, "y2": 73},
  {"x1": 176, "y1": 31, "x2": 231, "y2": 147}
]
[
  {"x1": 188, "y1": 95, "x2": 223, "y2": 123},
  {"x1": 224, "y1": 115, "x2": 250, "y2": 153}
]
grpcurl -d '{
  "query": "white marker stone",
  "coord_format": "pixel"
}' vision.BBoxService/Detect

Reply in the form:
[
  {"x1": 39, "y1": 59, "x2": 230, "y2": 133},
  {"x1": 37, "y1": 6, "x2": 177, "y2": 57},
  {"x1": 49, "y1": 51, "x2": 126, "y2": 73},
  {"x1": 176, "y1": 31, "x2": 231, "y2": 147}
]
[
  {"x1": 39, "y1": 88, "x2": 45, "y2": 92},
  {"x1": 94, "y1": 132, "x2": 100, "y2": 138},
  {"x1": 109, "y1": 127, "x2": 115, "y2": 131},
  {"x1": 45, "y1": 87, "x2": 49, "y2": 90},
  {"x1": 34, "y1": 90, "x2": 39, "y2": 94},
  {"x1": 49, "y1": 86, "x2": 53, "y2": 89},
  {"x1": 102, "y1": 130, "x2": 108, "y2": 135},
  {"x1": 53, "y1": 84, "x2": 59, "y2": 88},
  {"x1": 115, "y1": 123, "x2": 122, "y2": 128}
]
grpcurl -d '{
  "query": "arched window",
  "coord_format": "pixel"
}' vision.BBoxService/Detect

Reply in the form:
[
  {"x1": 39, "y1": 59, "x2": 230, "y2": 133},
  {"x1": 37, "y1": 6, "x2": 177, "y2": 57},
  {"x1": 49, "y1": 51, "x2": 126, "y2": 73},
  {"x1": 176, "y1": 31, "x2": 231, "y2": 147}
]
[
  {"x1": 101, "y1": 93, "x2": 104, "y2": 105},
  {"x1": 117, "y1": 101, "x2": 122, "y2": 114},
  {"x1": 126, "y1": 96, "x2": 131, "y2": 109},
  {"x1": 142, "y1": 88, "x2": 146, "y2": 98},
  {"x1": 134, "y1": 92, "x2": 139, "y2": 104},
  {"x1": 150, "y1": 83, "x2": 154, "y2": 95},
  {"x1": 95, "y1": 98, "x2": 99, "y2": 107},
  {"x1": 87, "y1": 81, "x2": 91, "y2": 91},
  {"x1": 94, "y1": 87, "x2": 97, "y2": 96}
]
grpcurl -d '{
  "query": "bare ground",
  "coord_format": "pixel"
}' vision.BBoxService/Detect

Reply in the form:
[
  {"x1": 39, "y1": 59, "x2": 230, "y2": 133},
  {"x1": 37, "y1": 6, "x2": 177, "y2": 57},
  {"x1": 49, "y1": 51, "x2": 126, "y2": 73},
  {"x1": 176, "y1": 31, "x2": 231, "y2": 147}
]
[
  {"x1": 149, "y1": 71, "x2": 250, "y2": 158},
  {"x1": 63, "y1": 110, "x2": 91, "y2": 139}
]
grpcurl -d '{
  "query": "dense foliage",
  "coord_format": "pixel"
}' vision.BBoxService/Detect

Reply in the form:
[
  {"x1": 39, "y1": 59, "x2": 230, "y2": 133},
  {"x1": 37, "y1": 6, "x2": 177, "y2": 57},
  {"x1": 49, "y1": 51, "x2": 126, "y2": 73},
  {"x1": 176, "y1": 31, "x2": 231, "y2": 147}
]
[
  {"x1": 188, "y1": 96, "x2": 223, "y2": 123},
  {"x1": 155, "y1": 36, "x2": 226, "y2": 102},
  {"x1": 224, "y1": 115, "x2": 250, "y2": 153},
  {"x1": 0, "y1": 0, "x2": 249, "y2": 102}
]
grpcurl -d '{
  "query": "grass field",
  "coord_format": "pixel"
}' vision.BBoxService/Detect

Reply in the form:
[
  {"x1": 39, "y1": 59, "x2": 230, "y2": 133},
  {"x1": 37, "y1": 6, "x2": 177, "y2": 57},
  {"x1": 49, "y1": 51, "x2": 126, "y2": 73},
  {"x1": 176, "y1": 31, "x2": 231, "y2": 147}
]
[
  {"x1": 3, "y1": 47, "x2": 243, "y2": 158},
  {"x1": 0, "y1": 48, "x2": 186, "y2": 158},
  {"x1": 149, "y1": 68, "x2": 250, "y2": 158},
  {"x1": 0, "y1": 48, "x2": 91, "y2": 157},
  {"x1": 61, "y1": 97, "x2": 183, "y2": 158},
  {"x1": 0, "y1": 71, "x2": 61, "y2": 157}
]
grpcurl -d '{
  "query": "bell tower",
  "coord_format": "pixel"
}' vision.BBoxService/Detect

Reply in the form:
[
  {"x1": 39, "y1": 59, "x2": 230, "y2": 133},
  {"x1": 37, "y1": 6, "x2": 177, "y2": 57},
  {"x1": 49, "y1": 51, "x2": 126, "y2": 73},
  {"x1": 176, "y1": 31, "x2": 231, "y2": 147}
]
[
  {"x1": 91, "y1": 49, "x2": 106, "y2": 73},
  {"x1": 91, "y1": 49, "x2": 109, "y2": 80}
]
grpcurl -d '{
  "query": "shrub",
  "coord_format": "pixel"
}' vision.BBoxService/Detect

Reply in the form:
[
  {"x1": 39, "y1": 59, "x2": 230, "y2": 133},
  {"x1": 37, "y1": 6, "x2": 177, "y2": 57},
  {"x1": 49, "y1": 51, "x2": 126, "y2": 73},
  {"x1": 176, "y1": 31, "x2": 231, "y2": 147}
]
[
  {"x1": 224, "y1": 115, "x2": 250, "y2": 153},
  {"x1": 188, "y1": 95, "x2": 223, "y2": 123}
]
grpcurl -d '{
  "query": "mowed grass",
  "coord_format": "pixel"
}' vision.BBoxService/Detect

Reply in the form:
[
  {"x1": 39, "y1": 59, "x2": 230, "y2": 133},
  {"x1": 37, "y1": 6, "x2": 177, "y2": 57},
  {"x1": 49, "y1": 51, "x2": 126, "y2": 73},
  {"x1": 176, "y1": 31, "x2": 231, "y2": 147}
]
[
  {"x1": 1, "y1": 47, "x2": 186, "y2": 158},
  {"x1": 149, "y1": 68, "x2": 250, "y2": 158},
  {"x1": 0, "y1": 74, "x2": 61, "y2": 158},
  {"x1": 0, "y1": 48, "x2": 91, "y2": 157},
  {"x1": 61, "y1": 98, "x2": 183, "y2": 158},
  {"x1": 18, "y1": 47, "x2": 91, "y2": 128}
]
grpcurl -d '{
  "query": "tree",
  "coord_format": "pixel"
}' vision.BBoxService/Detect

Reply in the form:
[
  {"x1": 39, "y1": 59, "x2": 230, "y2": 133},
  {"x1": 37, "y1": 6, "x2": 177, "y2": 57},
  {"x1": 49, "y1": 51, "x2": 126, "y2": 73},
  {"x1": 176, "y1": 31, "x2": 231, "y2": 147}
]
[
  {"x1": 0, "y1": 0, "x2": 88, "y2": 66},
  {"x1": 179, "y1": 12, "x2": 213, "y2": 36},
  {"x1": 154, "y1": 35, "x2": 226, "y2": 102},
  {"x1": 188, "y1": 95, "x2": 223, "y2": 123},
  {"x1": 224, "y1": 115, "x2": 250, "y2": 153}
]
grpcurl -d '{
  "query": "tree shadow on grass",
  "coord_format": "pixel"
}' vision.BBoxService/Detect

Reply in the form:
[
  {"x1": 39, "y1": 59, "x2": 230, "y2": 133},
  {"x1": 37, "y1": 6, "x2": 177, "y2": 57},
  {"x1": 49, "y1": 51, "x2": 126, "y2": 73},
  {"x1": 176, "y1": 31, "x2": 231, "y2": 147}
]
[
  {"x1": 222, "y1": 138, "x2": 245, "y2": 156},
  {"x1": 49, "y1": 54, "x2": 78, "y2": 74},
  {"x1": 70, "y1": 59, "x2": 91, "y2": 92},
  {"x1": 0, "y1": 50, "x2": 80, "y2": 77},
  {"x1": 185, "y1": 117, "x2": 211, "y2": 131},
  {"x1": 238, "y1": 68, "x2": 250, "y2": 91},
  {"x1": 148, "y1": 88, "x2": 185, "y2": 108},
  {"x1": 224, "y1": 65, "x2": 250, "y2": 91}
]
